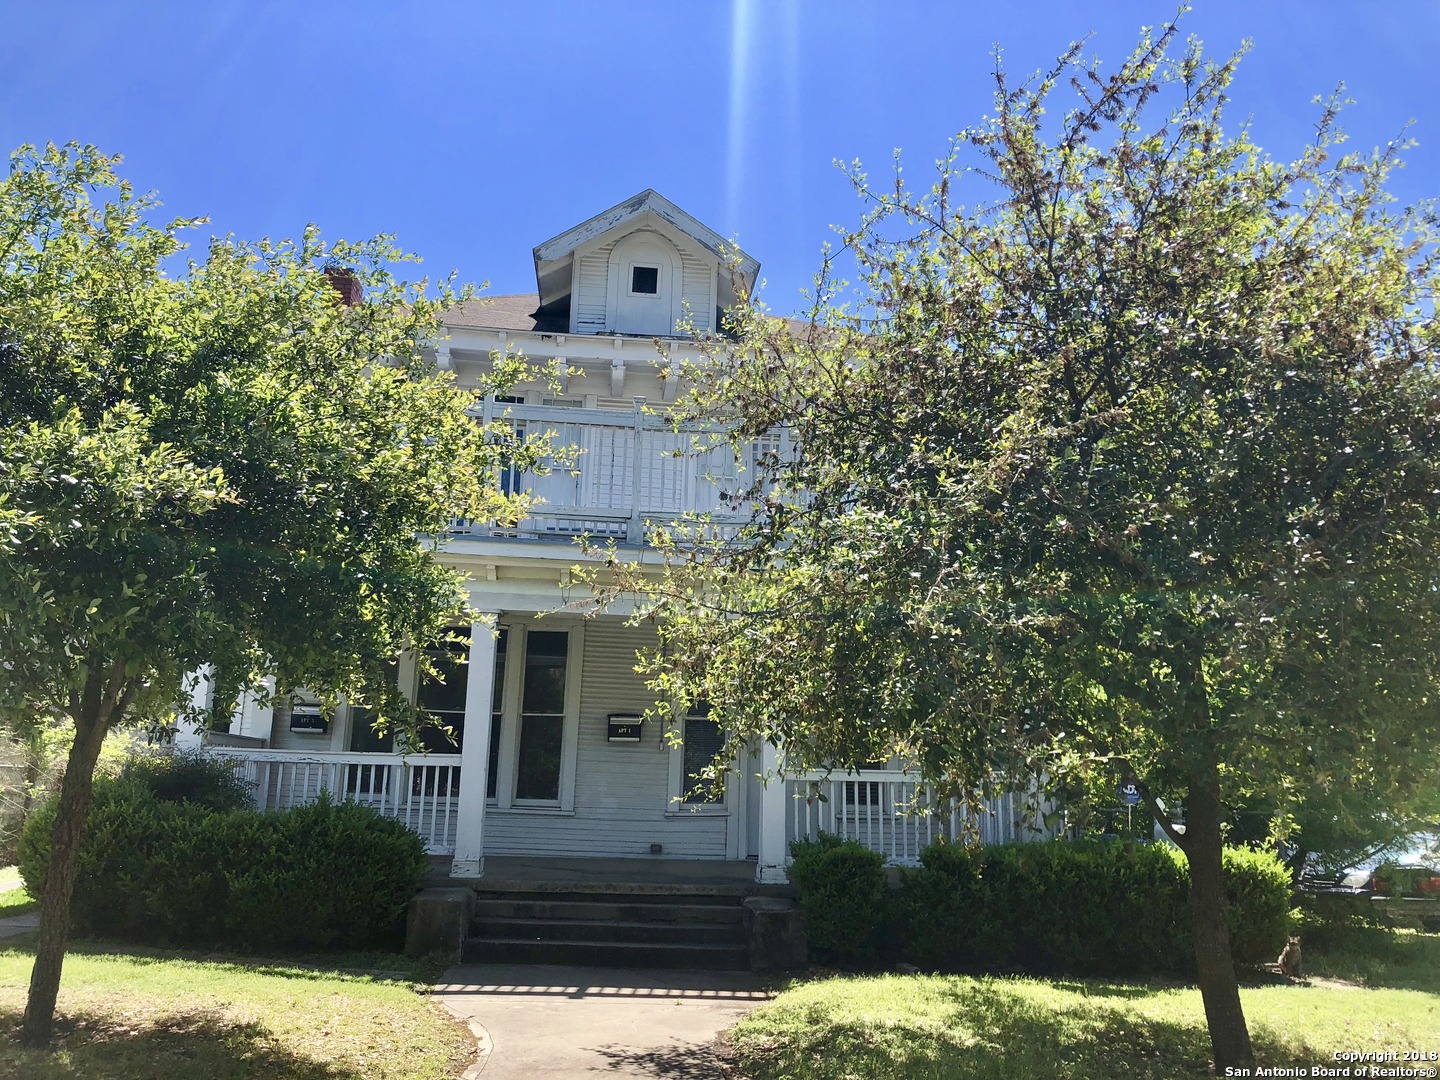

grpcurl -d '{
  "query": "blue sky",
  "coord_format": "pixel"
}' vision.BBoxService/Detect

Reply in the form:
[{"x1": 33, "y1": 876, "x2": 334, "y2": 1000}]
[{"x1": 4, "y1": 2, "x2": 1437, "y2": 312}]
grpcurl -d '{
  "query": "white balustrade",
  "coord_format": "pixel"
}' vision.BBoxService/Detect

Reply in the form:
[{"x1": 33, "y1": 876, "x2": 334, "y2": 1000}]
[
  {"x1": 785, "y1": 770, "x2": 1052, "y2": 866},
  {"x1": 460, "y1": 402, "x2": 774, "y2": 543},
  {"x1": 204, "y1": 749, "x2": 463, "y2": 854}
]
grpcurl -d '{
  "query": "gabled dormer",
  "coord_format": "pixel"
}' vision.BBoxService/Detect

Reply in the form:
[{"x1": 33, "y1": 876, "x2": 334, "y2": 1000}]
[{"x1": 531, "y1": 190, "x2": 759, "y2": 337}]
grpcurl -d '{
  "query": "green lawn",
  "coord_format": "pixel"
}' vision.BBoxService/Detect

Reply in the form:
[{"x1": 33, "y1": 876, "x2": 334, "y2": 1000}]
[
  {"x1": 0, "y1": 943, "x2": 472, "y2": 1079},
  {"x1": 0, "y1": 875, "x2": 37, "y2": 917},
  {"x1": 727, "y1": 929, "x2": 1440, "y2": 1079}
]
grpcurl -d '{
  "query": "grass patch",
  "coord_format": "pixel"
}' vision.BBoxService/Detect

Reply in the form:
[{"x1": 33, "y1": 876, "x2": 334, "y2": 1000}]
[
  {"x1": 0, "y1": 888, "x2": 37, "y2": 917},
  {"x1": 728, "y1": 933, "x2": 1440, "y2": 1079},
  {"x1": 0, "y1": 867, "x2": 37, "y2": 917},
  {"x1": 1302, "y1": 923, "x2": 1440, "y2": 992},
  {"x1": 0, "y1": 941, "x2": 470, "y2": 1078}
]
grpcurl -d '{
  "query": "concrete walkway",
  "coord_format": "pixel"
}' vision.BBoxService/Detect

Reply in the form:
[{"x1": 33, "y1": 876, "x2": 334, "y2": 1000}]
[
  {"x1": 0, "y1": 914, "x2": 38, "y2": 939},
  {"x1": 434, "y1": 964, "x2": 771, "y2": 1079}
]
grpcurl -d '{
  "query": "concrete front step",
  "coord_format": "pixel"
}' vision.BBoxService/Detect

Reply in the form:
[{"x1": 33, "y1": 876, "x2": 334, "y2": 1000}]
[
  {"x1": 476, "y1": 916, "x2": 744, "y2": 946},
  {"x1": 462, "y1": 937, "x2": 751, "y2": 970},
  {"x1": 474, "y1": 897, "x2": 745, "y2": 925},
  {"x1": 472, "y1": 887, "x2": 743, "y2": 905},
  {"x1": 465, "y1": 886, "x2": 752, "y2": 970}
]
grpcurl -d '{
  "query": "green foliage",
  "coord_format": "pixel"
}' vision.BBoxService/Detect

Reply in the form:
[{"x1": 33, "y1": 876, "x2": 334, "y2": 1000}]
[
  {"x1": 1220, "y1": 846, "x2": 1296, "y2": 965},
  {"x1": 18, "y1": 778, "x2": 425, "y2": 951},
  {"x1": 0, "y1": 140, "x2": 548, "y2": 746},
  {"x1": 0, "y1": 141, "x2": 546, "y2": 1036},
  {"x1": 623, "y1": 17, "x2": 1440, "y2": 1061},
  {"x1": 117, "y1": 750, "x2": 254, "y2": 812},
  {"x1": 899, "y1": 841, "x2": 1294, "y2": 975},
  {"x1": 787, "y1": 834, "x2": 891, "y2": 967},
  {"x1": 642, "y1": 19, "x2": 1440, "y2": 858}
]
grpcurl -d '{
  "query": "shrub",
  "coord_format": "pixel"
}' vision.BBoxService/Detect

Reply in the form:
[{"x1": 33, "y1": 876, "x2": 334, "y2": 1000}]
[
  {"x1": 19, "y1": 777, "x2": 426, "y2": 952},
  {"x1": 788, "y1": 834, "x2": 890, "y2": 967},
  {"x1": 119, "y1": 750, "x2": 255, "y2": 812},
  {"x1": 898, "y1": 839, "x2": 1294, "y2": 976},
  {"x1": 1222, "y1": 845, "x2": 1297, "y2": 966}
]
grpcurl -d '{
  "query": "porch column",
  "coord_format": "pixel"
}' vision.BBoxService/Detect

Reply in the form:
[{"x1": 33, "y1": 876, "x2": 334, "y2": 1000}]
[
  {"x1": 451, "y1": 613, "x2": 499, "y2": 878},
  {"x1": 756, "y1": 740, "x2": 789, "y2": 884}
]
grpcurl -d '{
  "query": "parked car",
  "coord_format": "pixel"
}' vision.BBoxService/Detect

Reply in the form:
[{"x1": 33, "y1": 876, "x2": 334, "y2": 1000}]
[
  {"x1": 1372, "y1": 862, "x2": 1440, "y2": 898},
  {"x1": 1296, "y1": 832, "x2": 1438, "y2": 896}
]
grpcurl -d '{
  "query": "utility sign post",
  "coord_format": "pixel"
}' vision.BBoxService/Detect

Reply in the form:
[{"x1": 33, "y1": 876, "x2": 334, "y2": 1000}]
[{"x1": 1119, "y1": 780, "x2": 1142, "y2": 835}]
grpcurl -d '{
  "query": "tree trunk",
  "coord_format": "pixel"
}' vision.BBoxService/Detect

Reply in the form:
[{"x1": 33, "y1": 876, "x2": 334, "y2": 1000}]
[
  {"x1": 20, "y1": 710, "x2": 110, "y2": 1048},
  {"x1": 1184, "y1": 760, "x2": 1255, "y2": 1073}
]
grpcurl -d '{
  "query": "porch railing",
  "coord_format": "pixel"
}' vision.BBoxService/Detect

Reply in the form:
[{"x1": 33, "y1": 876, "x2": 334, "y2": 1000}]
[
  {"x1": 458, "y1": 401, "x2": 779, "y2": 543},
  {"x1": 204, "y1": 748, "x2": 462, "y2": 854},
  {"x1": 785, "y1": 770, "x2": 1051, "y2": 866}
]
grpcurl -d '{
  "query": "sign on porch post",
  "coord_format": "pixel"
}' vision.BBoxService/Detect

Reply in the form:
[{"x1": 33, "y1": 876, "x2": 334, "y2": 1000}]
[
  {"x1": 756, "y1": 741, "x2": 789, "y2": 884},
  {"x1": 451, "y1": 614, "x2": 499, "y2": 877}
]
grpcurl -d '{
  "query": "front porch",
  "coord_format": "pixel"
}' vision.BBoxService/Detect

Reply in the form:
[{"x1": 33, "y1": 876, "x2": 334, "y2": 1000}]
[{"x1": 205, "y1": 742, "x2": 1053, "y2": 884}]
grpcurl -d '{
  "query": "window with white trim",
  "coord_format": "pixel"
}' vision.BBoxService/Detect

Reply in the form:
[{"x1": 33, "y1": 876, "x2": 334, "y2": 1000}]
[
  {"x1": 515, "y1": 629, "x2": 568, "y2": 801},
  {"x1": 486, "y1": 629, "x2": 506, "y2": 800},
  {"x1": 488, "y1": 622, "x2": 582, "y2": 811},
  {"x1": 629, "y1": 264, "x2": 660, "y2": 295},
  {"x1": 415, "y1": 635, "x2": 468, "y2": 753},
  {"x1": 670, "y1": 705, "x2": 727, "y2": 808}
]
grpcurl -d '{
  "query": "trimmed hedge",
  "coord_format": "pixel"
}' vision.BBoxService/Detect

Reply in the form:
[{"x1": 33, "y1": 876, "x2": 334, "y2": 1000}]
[
  {"x1": 788, "y1": 835, "x2": 890, "y2": 966},
  {"x1": 897, "y1": 839, "x2": 1295, "y2": 976},
  {"x1": 117, "y1": 750, "x2": 255, "y2": 812},
  {"x1": 19, "y1": 776, "x2": 427, "y2": 952}
]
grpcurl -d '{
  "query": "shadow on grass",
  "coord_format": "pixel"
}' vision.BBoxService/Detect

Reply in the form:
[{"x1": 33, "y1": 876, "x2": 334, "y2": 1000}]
[
  {"x1": 0, "y1": 1008, "x2": 358, "y2": 1080},
  {"x1": 1306, "y1": 927, "x2": 1440, "y2": 993},
  {"x1": 734, "y1": 985, "x2": 1315, "y2": 1080}
]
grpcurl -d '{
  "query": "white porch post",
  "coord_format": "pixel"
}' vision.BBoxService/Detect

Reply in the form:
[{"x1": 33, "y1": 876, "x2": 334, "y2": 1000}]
[
  {"x1": 756, "y1": 740, "x2": 789, "y2": 883},
  {"x1": 451, "y1": 613, "x2": 499, "y2": 877}
]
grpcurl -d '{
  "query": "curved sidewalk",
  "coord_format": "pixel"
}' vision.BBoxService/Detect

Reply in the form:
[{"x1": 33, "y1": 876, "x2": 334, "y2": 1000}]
[{"x1": 433, "y1": 963, "x2": 771, "y2": 1079}]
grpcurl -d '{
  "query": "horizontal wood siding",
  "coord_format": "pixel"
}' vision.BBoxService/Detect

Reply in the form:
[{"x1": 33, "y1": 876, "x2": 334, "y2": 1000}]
[
  {"x1": 266, "y1": 700, "x2": 335, "y2": 752},
  {"x1": 483, "y1": 621, "x2": 729, "y2": 859},
  {"x1": 681, "y1": 253, "x2": 715, "y2": 333},
  {"x1": 572, "y1": 246, "x2": 612, "y2": 332}
]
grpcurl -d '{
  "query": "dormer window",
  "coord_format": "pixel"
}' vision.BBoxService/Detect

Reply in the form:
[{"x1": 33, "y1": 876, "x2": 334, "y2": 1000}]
[{"x1": 629, "y1": 265, "x2": 660, "y2": 295}]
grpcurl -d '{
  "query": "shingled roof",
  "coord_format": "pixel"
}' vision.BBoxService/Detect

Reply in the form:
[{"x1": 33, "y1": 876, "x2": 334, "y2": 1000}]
[{"x1": 441, "y1": 294, "x2": 566, "y2": 334}]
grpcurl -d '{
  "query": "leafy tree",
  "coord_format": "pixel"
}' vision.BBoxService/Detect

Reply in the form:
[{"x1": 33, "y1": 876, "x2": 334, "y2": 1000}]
[
  {"x1": 0, "y1": 144, "x2": 540, "y2": 1045},
  {"x1": 633, "y1": 22, "x2": 1440, "y2": 1071},
  {"x1": 1230, "y1": 784, "x2": 1439, "y2": 880}
]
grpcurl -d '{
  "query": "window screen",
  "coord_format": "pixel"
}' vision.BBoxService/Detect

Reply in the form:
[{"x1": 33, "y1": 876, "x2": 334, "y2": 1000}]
[{"x1": 682, "y1": 715, "x2": 725, "y2": 804}]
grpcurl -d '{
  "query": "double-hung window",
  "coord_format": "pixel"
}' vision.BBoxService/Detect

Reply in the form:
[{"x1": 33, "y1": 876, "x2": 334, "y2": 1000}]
[
  {"x1": 488, "y1": 623, "x2": 581, "y2": 811},
  {"x1": 515, "y1": 630, "x2": 568, "y2": 802},
  {"x1": 415, "y1": 636, "x2": 469, "y2": 754},
  {"x1": 669, "y1": 705, "x2": 728, "y2": 809}
]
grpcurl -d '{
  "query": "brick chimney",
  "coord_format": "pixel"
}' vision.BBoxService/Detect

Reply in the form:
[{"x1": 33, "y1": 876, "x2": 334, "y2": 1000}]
[{"x1": 324, "y1": 265, "x2": 363, "y2": 306}]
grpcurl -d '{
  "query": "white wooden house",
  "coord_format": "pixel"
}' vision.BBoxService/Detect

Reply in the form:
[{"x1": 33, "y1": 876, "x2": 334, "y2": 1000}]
[{"x1": 194, "y1": 191, "x2": 1043, "y2": 882}]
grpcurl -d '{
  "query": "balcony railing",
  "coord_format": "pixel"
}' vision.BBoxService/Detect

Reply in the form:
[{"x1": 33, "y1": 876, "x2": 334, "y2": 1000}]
[
  {"x1": 206, "y1": 748, "x2": 462, "y2": 854},
  {"x1": 785, "y1": 770, "x2": 1052, "y2": 865},
  {"x1": 456, "y1": 401, "x2": 778, "y2": 544}
]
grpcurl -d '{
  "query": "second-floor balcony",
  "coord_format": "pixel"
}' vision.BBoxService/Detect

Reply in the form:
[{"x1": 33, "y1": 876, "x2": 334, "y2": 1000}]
[{"x1": 452, "y1": 401, "x2": 778, "y2": 546}]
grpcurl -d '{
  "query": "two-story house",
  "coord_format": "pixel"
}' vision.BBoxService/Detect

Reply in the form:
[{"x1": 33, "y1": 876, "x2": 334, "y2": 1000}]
[{"x1": 195, "y1": 191, "x2": 1041, "y2": 885}]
